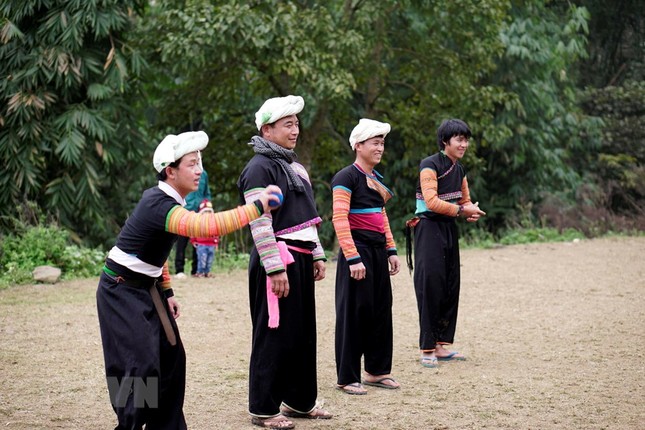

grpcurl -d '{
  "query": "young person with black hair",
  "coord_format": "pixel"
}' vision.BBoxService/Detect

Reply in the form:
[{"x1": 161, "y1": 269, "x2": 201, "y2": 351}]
[{"x1": 406, "y1": 119, "x2": 486, "y2": 369}]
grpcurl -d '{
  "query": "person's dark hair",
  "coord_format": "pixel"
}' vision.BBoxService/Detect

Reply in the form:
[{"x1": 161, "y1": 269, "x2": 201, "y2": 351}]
[
  {"x1": 437, "y1": 119, "x2": 471, "y2": 150},
  {"x1": 156, "y1": 160, "x2": 180, "y2": 181}
]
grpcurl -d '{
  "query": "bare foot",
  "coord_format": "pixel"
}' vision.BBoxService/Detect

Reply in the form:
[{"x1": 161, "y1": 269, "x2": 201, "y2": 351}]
[{"x1": 435, "y1": 345, "x2": 466, "y2": 360}]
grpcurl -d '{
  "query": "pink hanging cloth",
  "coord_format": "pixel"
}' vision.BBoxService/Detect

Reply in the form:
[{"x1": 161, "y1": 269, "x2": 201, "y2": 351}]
[{"x1": 267, "y1": 241, "x2": 295, "y2": 328}]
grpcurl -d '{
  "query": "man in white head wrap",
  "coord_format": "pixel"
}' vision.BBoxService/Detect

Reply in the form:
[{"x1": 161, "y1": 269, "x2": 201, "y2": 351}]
[
  {"x1": 331, "y1": 118, "x2": 401, "y2": 394},
  {"x1": 254, "y1": 94, "x2": 305, "y2": 131},
  {"x1": 237, "y1": 95, "x2": 332, "y2": 427},
  {"x1": 97, "y1": 131, "x2": 281, "y2": 430},
  {"x1": 348, "y1": 118, "x2": 392, "y2": 150}
]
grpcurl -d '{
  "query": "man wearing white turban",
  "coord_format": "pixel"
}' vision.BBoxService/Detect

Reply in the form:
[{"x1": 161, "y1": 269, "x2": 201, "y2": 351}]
[
  {"x1": 238, "y1": 96, "x2": 332, "y2": 428},
  {"x1": 97, "y1": 131, "x2": 282, "y2": 429},
  {"x1": 331, "y1": 118, "x2": 401, "y2": 395}
]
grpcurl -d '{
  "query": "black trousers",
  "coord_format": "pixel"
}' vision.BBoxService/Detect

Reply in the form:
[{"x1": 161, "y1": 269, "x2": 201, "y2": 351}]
[
  {"x1": 335, "y1": 246, "x2": 393, "y2": 385},
  {"x1": 247, "y1": 247, "x2": 318, "y2": 417},
  {"x1": 174, "y1": 236, "x2": 196, "y2": 275},
  {"x1": 413, "y1": 217, "x2": 461, "y2": 351},
  {"x1": 96, "y1": 272, "x2": 186, "y2": 430}
]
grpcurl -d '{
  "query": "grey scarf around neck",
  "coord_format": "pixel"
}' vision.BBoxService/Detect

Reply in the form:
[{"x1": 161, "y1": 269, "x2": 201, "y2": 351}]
[{"x1": 249, "y1": 135, "x2": 305, "y2": 193}]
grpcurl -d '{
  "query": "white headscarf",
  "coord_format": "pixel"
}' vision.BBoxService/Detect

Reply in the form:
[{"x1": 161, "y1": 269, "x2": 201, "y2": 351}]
[
  {"x1": 348, "y1": 118, "x2": 391, "y2": 150},
  {"x1": 255, "y1": 95, "x2": 305, "y2": 130},
  {"x1": 153, "y1": 131, "x2": 209, "y2": 172}
]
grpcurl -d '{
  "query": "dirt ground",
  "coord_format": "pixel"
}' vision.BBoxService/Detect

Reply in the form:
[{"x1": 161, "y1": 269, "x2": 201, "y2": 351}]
[{"x1": 0, "y1": 236, "x2": 643, "y2": 430}]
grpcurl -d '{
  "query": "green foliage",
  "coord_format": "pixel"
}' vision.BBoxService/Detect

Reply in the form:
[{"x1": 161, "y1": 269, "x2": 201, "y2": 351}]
[
  {"x1": 475, "y1": 1, "x2": 602, "y2": 230},
  {"x1": 60, "y1": 245, "x2": 106, "y2": 278},
  {"x1": 581, "y1": 82, "x2": 645, "y2": 215},
  {"x1": 3, "y1": 0, "x2": 640, "y2": 261},
  {"x1": 462, "y1": 225, "x2": 584, "y2": 248},
  {"x1": 0, "y1": 221, "x2": 105, "y2": 288},
  {"x1": 135, "y1": 0, "x2": 514, "y2": 247},
  {"x1": 578, "y1": 0, "x2": 645, "y2": 87},
  {"x1": 497, "y1": 227, "x2": 584, "y2": 245},
  {"x1": 0, "y1": 0, "x2": 148, "y2": 246},
  {"x1": 213, "y1": 248, "x2": 250, "y2": 272}
]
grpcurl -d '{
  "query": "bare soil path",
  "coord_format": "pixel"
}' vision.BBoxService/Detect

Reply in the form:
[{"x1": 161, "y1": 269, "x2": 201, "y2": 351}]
[{"x1": 0, "y1": 237, "x2": 643, "y2": 429}]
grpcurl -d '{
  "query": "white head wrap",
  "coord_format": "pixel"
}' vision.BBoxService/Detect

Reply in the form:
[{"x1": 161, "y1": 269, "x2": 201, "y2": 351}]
[
  {"x1": 255, "y1": 95, "x2": 305, "y2": 130},
  {"x1": 153, "y1": 131, "x2": 209, "y2": 173},
  {"x1": 348, "y1": 118, "x2": 391, "y2": 150}
]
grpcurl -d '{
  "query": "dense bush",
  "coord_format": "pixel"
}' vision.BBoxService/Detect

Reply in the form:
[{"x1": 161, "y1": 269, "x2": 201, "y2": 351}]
[{"x1": 0, "y1": 219, "x2": 105, "y2": 288}]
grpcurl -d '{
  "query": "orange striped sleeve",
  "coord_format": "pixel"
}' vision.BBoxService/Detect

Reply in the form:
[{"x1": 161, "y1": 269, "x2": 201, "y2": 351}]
[
  {"x1": 420, "y1": 168, "x2": 459, "y2": 216},
  {"x1": 165, "y1": 203, "x2": 261, "y2": 237},
  {"x1": 458, "y1": 176, "x2": 472, "y2": 205},
  {"x1": 382, "y1": 207, "x2": 397, "y2": 253},
  {"x1": 159, "y1": 261, "x2": 172, "y2": 291},
  {"x1": 332, "y1": 187, "x2": 360, "y2": 262}
]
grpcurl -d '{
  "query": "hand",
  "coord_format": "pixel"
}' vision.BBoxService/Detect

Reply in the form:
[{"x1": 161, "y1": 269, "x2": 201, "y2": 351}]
[
  {"x1": 388, "y1": 255, "x2": 401, "y2": 276},
  {"x1": 313, "y1": 260, "x2": 326, "y2": 281},
  {"x1": 461, "y1": 201, "x2": 486, "y2": 218},
  {"x1": 257, "y1": 185, "x2": 283, "y2": 213},
  {"x1": 466, "y1": 213, "x2": 482, "y2": 222},
  {"x1": 349, "y1": 262, "x2": 366, "y2": 280},
  {"x1": 268, "y1": 271, "x2": 290, "y2": 298},
  {"x1": 167, "y1": 297, "x2": 181, "y2": 319}
]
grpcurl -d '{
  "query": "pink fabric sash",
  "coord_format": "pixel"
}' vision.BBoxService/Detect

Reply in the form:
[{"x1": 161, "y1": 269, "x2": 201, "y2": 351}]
[{"x1": 267, "y1": 241, "x2": 295, "y2": 328}]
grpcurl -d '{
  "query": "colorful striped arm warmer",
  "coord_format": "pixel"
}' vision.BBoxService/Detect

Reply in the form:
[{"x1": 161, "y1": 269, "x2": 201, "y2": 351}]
[
  {"x1": 166, "y1": 203, "x2": 261, "y2": 237},
  {"x1": 458, "y1": 176, "x2": 472, "y2": 205},
  {"x1": 313, "y1": 236, "x2": 327, "y2": 262},
  {"x1": 382, "y1": 207, "x2": 397, "y2": 256},
  {"x1": 420, "y1": 167, "x2": 460, "y2": 216},
  {"x1": 244, "y1": 188, "x2": 284, "y2": 274},
  {"x1": 332, "y1": 186, "x2": 360, "y2": 263},
  {"x1": 158, "y1": 261, "x2": 172, "y2": 294}
]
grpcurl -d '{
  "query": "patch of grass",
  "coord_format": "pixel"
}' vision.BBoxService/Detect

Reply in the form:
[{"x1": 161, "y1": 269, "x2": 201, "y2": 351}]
[{"x1": 498, "y1": 227, "x2": 585, "y2": 245}]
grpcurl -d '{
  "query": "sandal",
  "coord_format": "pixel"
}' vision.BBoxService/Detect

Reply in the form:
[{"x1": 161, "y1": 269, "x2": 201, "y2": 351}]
[
  {"x1": 251, "y1": 414, "x2": 295, "y2": 429},
  {"x1": 420, "y1": 356, "x2": 438, "y2": 368},
  {"x1": 336, "y1": 382, "x2": 368, "y2": 395},
  {"x1": 281, "y1": 404, "x2": 332, "y2": 420},
  {"x1": 436, "y1": 351, "x2": 466, "y2": 361},
  {"x1": 363, "y1": 376, "x2": 400, "y2": 390}
]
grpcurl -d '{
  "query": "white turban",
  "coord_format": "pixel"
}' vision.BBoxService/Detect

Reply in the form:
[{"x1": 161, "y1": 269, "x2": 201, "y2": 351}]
[
  {"x1": 255, "y1": 95, "x2": 305, "y2": 130},
  {"x1": 349, "y1": 118, "x2": 391, "y2": 150},
  {"x1": 153, "y1": 131, "x2": 209, "y2": 173}
]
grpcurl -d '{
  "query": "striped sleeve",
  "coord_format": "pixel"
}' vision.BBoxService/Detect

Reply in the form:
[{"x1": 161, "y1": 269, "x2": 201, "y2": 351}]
[
  {"x1": 158, "y1": 261, "x2": 172, "y2": 293},
  {"x1": 458, "y1": 176, "x2": 472, "y2": 205},
  {"x1": 166, "y1": 203, "x2": 261, "y2": 237},
  {"x1": 313, "y1": 234, "x2": 327, "y2": 262},
  {"x1": 382, "y1": 207, "x2": 397, "y2": 256},
  {"x1": 420, "y1": 168, "x2": 460, "y2": 216},
  {"x1": 244, "y1": 188, "x2": 284, "y2": 274},
  {"x1": 332, "y1": 186, "x2": 360, "y2": 263}
]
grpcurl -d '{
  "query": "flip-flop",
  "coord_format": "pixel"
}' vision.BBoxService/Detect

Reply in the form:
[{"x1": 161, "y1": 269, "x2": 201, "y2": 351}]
[
  {"x1": 281, "y1": 405, "x2": 333, "y2": 420},
  {"x1": 420, "y1": 356, "x2": 438, "y2": 368},
  {"x1": 436, "y1": 351, "x2": 466, "y2": 361},
  {"x1": 251, "y1": 415, "x2": 295, "y2": 429},
  {"x1": 363, "y1": 377, "x2": 400, "y2": 390},
  {"x1": 336, "y1": 382, "x2": 368, "y2": 395}
]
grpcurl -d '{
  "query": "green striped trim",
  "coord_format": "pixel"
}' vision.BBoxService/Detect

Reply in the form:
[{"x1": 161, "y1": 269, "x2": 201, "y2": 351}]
[
  {"x1": 165, "y1": 205, "x2": 181, "y2": 231},
  {"x1": 103, "y1": 265, "x2": 117, "y2": 276}
]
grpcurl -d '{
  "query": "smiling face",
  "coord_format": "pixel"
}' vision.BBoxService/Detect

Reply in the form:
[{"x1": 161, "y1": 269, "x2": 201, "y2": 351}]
[
  {"x1": 261, "y1": 115, "x2": 300, "y2": 149},
  {"x1": 355, "y1": 135, "x2": 385, "y2": 169},
  {"x1": 443, "y1": 135, "x2": 469, "y2": 161},
  {"x1": 166, "y1": 151, "x2": 203, "y2": 198}
]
